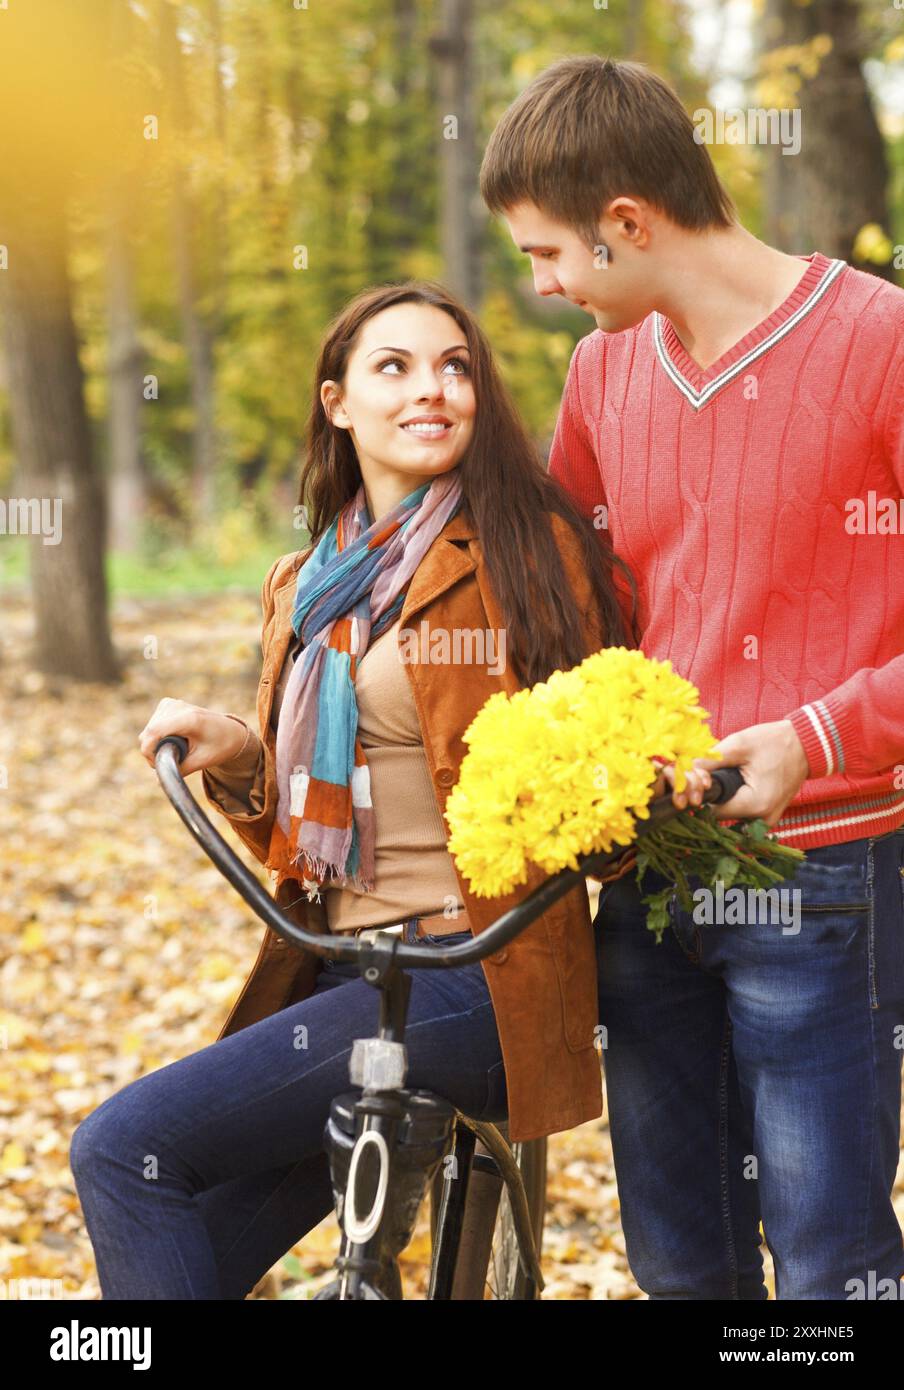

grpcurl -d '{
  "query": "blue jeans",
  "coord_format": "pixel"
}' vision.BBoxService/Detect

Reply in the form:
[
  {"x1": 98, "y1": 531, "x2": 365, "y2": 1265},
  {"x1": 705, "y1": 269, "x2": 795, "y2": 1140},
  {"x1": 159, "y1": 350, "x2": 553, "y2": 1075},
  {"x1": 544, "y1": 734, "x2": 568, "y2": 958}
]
[
  {"x1": 69, "y1": 922, "x2": 507, "y2": 1299},
  {"x1": 595, "y1": 827, "x2": 904, "y2": 1300}
]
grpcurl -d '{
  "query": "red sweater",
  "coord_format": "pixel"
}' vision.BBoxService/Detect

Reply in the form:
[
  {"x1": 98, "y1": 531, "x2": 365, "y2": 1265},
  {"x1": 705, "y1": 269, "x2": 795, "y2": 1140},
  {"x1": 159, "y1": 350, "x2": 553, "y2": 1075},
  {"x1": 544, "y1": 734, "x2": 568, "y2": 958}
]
[{"x1": 548, "y1": 251, "x2": 904, "y2": 849}]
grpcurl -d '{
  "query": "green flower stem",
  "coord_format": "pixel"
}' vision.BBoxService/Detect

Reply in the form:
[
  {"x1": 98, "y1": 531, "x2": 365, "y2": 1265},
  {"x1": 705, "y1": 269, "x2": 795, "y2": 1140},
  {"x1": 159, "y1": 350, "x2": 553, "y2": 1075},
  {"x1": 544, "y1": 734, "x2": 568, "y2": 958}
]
[
  {"x1": 632, "y1": 803, "x2": 804, "y2": 932},
  {"x1": 603, "y1": 781, "x2": 807, "y2": 938}
]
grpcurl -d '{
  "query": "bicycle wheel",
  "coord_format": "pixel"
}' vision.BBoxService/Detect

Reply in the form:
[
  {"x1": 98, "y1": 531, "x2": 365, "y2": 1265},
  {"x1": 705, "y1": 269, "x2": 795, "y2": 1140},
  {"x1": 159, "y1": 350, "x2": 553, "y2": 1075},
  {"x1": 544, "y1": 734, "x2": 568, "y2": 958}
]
[
  {"x1": 485, "y1": 1130, "x2": 546, "y2": 1300},
  {"x1": 428, "y1": 1122, "x2": 546, "y2": 1299}
]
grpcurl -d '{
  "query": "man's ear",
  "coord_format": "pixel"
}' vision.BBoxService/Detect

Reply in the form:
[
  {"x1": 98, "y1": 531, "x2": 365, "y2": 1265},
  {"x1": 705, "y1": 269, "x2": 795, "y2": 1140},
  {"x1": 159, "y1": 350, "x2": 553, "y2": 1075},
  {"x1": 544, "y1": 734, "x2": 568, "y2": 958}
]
[{"x1": 605, "y1": 196, "x2": 652, "y2": 249}]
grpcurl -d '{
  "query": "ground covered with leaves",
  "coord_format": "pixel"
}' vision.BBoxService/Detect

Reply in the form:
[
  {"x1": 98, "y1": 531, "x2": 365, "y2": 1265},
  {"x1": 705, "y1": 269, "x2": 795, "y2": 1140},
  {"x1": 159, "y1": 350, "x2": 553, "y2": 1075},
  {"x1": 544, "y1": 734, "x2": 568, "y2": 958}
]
[{"x1": 2, "y1": 587, "x2": 902, "y2": 1300}]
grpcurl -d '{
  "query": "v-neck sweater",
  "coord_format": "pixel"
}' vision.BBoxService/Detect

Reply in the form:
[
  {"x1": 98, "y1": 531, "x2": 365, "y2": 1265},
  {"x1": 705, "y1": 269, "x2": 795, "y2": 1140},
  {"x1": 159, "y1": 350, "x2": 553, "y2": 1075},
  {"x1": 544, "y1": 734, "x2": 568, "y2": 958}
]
[{"x1": 548, "y1": 251, "x2": 904, "y2": 848}]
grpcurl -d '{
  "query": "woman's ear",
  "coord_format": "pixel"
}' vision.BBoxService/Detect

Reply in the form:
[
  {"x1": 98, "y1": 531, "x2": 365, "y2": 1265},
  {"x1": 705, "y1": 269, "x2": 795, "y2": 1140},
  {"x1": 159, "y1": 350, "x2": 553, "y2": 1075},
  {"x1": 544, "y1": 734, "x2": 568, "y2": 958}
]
[{"x1": 321, "y1": 380, "x2": 351, "y2": 430}]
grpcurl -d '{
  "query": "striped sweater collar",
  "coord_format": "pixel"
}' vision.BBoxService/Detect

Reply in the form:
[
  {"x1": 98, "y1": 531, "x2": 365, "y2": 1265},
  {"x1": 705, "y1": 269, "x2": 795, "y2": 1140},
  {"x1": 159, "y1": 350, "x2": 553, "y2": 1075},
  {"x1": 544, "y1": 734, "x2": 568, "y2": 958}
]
[{"x1": 652, "y1": 251, "x2": 847, "y2": 411}]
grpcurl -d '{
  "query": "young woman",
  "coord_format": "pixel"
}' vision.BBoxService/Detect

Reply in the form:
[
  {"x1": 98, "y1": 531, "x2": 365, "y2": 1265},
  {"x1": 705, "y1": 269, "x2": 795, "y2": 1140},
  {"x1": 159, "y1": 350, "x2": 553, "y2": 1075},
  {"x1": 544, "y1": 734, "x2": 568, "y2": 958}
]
[{"x1": 69, "y1": 280, "x2": 639, "y2": 1299}]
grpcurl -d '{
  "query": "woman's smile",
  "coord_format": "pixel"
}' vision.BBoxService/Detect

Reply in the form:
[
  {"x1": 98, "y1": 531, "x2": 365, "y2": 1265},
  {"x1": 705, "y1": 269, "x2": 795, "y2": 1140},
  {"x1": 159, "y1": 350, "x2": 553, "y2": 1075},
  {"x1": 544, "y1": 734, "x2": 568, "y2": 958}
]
[{"x1": 399, "y1": 413, "x2": 455, "y2": 441}]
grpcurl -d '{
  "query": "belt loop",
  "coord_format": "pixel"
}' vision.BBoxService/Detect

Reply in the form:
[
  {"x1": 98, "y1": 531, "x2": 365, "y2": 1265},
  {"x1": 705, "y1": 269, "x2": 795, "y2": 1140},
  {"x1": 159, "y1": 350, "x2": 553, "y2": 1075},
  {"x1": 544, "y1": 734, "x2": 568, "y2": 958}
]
[{"x1": 404, "y1": 916, "x2": 418, "y2": 944}]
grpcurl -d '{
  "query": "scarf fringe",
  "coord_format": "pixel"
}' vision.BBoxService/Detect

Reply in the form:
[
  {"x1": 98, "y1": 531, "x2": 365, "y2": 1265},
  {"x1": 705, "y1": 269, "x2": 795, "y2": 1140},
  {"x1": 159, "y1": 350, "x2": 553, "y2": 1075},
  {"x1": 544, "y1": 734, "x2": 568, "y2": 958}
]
[{"x1": 288, "y1": 845, "x2": 376, "y2": 902}]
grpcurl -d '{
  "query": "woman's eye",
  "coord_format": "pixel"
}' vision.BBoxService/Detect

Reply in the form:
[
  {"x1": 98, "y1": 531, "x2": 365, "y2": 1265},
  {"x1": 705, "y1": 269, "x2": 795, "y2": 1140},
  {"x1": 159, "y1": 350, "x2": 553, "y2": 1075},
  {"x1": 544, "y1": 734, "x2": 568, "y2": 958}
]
[{"x1": 377, "y1": 355, "x2": 469, "y2": 375}]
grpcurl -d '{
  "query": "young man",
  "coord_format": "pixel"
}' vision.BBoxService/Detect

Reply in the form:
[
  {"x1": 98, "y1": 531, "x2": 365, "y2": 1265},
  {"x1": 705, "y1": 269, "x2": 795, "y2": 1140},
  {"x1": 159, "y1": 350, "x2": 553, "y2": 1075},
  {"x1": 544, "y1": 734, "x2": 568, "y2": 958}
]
[{"x1": 480, "y1": 55, "x2": 904, "y2": 1300}]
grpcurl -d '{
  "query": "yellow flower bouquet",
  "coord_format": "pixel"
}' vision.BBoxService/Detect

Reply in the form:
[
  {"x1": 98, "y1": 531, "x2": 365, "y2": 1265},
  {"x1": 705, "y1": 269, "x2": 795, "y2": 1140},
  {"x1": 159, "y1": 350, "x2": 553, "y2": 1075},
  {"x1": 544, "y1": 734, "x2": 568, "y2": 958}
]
[{"x1": 444, "y1": 647, "x2": 804, "y2": 940}]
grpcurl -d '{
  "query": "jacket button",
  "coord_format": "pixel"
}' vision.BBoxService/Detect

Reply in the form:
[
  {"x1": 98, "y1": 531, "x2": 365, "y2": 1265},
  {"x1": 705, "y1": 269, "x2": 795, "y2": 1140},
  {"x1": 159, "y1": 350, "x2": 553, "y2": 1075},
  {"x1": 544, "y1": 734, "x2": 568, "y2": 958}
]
[{"x1": 436, "y1": 766, "x2": 455, "y2": 787}]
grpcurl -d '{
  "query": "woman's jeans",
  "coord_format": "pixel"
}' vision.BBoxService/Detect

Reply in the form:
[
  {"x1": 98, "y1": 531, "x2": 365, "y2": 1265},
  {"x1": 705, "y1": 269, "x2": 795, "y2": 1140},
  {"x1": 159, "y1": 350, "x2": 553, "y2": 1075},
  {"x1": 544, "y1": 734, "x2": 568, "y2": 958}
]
[
  {"x1": 69, "y1": 922, "x2": 507, "y2": 1299},
  {"x1": 595, "y1": 826, "x2": 904, "y2": 1301}
]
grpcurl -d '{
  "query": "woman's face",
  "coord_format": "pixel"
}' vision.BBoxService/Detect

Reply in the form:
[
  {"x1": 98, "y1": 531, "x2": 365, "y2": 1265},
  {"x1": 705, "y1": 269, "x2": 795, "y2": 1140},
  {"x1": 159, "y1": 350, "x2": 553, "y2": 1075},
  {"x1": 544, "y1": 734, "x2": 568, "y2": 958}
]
[{"x1": 321, "y1": 302, "x2": 477, "y2": 493}]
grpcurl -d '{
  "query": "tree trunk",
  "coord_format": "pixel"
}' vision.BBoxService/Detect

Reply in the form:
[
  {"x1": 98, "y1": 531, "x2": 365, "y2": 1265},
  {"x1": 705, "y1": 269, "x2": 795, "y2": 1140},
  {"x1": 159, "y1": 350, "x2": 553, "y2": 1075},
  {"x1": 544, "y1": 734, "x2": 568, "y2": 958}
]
[
  {"x1": 205, "y1": 0, "x2": 228, "y2": 343},
  {"x1": 759, "y1": 0, "x2": 893, "y2": 279},
  {"x1": 106, "y1": 186, "x2": 146, "y2": 556},
  {"x1": 430, "y1": 0, "x2": 482, "y2": 307},
  {"x1": 388, "y1": 0, "x2": 422, "y2": 263},
  {"x1": 0, "y1": 189, "x2": 119, "y2": 681},
  {"x1": 159, "y1": 0, "x2": 218, "y2": 525}
]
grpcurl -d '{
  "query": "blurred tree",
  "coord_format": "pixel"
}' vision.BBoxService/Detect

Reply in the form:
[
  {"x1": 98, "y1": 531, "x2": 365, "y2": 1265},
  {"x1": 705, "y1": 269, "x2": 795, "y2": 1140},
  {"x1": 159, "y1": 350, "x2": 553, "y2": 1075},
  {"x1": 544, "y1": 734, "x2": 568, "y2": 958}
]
[
  {"x1": 430, "y1": 0, "x2": 483, "y2": 307},
  {"x1": 159, "y1": 0, "x2": 218, "y2": 522},
  {"x1": 0, "y1": 0, "x2": 120, "y2": 680},
  {"x1": 758, "y1": 0, "x2": 894, "y2": 278},
  {"x1": 106, "y1": 0, "x2": 147, "y2": 556},
  {"x1": 1, "y1": 0, "x2": 901, "y2": 633},
  {"x1": 0, "y1": 183, "x2": 119, "y2": 680}
]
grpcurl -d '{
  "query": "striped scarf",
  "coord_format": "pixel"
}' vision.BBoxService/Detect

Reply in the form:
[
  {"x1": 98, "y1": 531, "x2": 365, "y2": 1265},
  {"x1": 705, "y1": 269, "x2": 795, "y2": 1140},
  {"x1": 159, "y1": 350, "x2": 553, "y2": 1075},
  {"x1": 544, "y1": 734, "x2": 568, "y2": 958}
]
[{"x1": 268, "y1": 472, "x2": 463, "y2": 901}]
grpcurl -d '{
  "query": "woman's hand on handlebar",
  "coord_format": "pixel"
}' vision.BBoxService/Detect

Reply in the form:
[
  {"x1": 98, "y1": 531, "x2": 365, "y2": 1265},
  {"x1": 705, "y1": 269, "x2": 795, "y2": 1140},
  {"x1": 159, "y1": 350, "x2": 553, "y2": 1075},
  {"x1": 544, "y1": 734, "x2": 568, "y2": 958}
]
[{"x1": 138, "y1": 698, "x2": 249, "y2": 777}]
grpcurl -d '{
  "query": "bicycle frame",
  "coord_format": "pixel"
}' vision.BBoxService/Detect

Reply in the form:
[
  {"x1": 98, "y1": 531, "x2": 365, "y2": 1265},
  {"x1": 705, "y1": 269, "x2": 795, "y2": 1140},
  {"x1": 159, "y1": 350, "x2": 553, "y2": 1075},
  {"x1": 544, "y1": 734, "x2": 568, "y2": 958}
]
[{"x1": 154, "y1": 735, "x2": 743, "y2": 1299}]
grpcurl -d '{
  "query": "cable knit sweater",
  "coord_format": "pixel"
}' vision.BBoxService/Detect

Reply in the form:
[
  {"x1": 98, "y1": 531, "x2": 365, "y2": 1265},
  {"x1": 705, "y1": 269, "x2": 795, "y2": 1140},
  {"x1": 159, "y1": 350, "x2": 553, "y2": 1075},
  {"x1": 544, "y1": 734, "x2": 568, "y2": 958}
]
[{"x1": 548, "y1": 251, "x2": 904, "y2": 848}]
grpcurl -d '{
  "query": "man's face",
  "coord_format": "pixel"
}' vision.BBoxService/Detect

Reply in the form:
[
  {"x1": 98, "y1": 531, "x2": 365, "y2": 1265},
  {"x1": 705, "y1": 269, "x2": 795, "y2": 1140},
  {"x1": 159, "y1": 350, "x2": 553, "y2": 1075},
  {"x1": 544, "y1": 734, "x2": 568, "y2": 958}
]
[{"x1": 503, "y1": 200, "x2": 654, "y2": 334}]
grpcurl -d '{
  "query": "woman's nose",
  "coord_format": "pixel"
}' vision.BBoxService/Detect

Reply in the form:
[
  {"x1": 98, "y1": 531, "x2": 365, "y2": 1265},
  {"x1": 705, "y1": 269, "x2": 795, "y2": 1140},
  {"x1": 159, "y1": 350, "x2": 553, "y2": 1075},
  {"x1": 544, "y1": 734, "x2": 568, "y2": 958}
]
[{"x1": 412, "y1": 372, "x2": 448, "y2": 400}]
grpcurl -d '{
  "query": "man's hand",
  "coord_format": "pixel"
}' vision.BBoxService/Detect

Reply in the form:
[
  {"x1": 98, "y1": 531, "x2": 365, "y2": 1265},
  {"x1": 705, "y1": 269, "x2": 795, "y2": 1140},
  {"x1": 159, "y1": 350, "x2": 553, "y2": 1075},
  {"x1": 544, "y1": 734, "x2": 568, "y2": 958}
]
[{"x1": 656, "y1": 719, "x2": 810, "y2": 826}]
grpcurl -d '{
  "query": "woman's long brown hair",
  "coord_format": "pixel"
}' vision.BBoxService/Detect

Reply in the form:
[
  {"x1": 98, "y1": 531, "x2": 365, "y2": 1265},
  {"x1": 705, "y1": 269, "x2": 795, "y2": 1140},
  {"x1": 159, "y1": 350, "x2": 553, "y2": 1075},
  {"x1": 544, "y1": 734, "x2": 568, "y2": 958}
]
[{"x1": 297, "y1": 280, "x2": 640, "y2": 687}]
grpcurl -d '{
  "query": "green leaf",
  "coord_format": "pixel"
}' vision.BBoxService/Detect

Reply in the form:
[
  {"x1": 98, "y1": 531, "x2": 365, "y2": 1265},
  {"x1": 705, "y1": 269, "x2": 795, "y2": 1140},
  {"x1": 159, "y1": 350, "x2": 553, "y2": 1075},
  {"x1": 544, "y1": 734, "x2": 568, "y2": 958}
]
[
  {"x1": 714, "y1": 855, "x2": 740, "y2": 888},
  {"x1": 642, "y1": 889, "x2": 671, "y2": 943}
]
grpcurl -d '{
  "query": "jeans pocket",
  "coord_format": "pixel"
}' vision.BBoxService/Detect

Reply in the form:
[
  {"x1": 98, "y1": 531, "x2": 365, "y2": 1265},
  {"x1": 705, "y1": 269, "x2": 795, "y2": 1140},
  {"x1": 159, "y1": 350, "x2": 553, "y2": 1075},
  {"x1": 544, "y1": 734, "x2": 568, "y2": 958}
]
[
  {"x1": 769, "y1": 841, "x2": 866, "y2": 945},
  {"x1": 785, "y1": 838, "x2": 871, "y2": 911},
  {"x1": 421, "y1": 931, "x2": 472, "y2": 947}
]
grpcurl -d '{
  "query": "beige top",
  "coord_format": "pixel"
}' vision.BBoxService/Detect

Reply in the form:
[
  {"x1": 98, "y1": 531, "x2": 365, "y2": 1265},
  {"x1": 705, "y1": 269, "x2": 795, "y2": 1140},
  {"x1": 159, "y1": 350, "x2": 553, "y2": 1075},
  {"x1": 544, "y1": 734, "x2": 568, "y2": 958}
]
[{"x1": 204, "y1": 616, "x2": 465, "y2": 932}]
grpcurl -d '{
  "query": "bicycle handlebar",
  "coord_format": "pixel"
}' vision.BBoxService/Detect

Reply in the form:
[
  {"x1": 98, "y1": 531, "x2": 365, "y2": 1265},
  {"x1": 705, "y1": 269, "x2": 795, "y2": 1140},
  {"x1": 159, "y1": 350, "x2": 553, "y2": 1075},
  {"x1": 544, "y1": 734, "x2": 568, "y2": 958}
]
[{"x1": 153, "y1": 735, "x2": 745, "y2": 970}]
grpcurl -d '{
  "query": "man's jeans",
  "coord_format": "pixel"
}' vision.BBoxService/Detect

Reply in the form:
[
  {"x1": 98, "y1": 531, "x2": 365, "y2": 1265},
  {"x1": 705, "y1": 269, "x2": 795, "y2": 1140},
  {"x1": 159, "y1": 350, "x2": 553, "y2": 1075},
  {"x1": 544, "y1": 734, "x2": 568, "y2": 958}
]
[
  {"x1": 69, "y1": 923, "x2": 507, "y2": 1299},
  {"x1": 595, "y1": 826, "x2": 904, "y2": 1300}
]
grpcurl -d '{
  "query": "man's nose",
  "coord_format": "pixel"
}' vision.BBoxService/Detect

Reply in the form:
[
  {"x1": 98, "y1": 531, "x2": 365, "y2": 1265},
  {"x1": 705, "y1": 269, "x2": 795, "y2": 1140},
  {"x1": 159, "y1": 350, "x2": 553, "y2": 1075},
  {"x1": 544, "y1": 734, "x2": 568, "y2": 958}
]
[{"x1": 533, "y1": 265, "x2": 563, "y2": 297}]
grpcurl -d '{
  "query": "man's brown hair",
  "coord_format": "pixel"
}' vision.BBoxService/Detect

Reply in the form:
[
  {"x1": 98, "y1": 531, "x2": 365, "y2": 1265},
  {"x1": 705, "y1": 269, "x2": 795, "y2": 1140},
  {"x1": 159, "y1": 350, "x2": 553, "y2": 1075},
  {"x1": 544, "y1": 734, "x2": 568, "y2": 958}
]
[{"x1": 480, "y1": 55, "x2": 737, "y2": 248}]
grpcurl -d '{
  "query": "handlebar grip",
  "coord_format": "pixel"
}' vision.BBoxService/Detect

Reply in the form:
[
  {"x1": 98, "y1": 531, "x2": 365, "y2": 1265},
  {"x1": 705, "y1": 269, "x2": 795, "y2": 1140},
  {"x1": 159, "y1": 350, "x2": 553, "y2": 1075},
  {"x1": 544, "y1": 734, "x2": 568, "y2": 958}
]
[
  {"x1": 154, "y1": 735, "x2": 190, "y2": 763},
  {"x1": 703, "y1": 766, "x2": 744, "y2": 804}
]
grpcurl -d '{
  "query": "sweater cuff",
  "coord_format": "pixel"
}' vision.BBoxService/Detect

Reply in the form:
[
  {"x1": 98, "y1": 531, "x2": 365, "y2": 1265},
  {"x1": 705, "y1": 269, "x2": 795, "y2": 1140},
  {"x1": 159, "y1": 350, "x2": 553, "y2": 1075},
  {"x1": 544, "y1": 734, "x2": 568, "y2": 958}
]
[{"x1": 785, "y1": 700, "x2": 847, "y2": 779}]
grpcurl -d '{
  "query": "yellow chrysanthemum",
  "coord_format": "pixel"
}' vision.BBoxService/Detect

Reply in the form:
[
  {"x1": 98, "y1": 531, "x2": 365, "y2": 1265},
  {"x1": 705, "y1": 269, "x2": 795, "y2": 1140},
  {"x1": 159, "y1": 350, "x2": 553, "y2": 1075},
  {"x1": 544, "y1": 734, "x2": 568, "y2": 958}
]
[{"x1": 445, "y1": 647, "x2": 720, "y2": 897}]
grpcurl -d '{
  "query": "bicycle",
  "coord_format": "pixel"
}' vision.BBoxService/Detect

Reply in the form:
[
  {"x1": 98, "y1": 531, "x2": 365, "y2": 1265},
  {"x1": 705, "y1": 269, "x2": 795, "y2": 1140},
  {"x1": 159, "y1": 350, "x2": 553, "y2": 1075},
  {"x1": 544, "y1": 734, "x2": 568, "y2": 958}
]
[{"x1": 153, "y1": 733, "x2": 743, "y2": 1299}]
